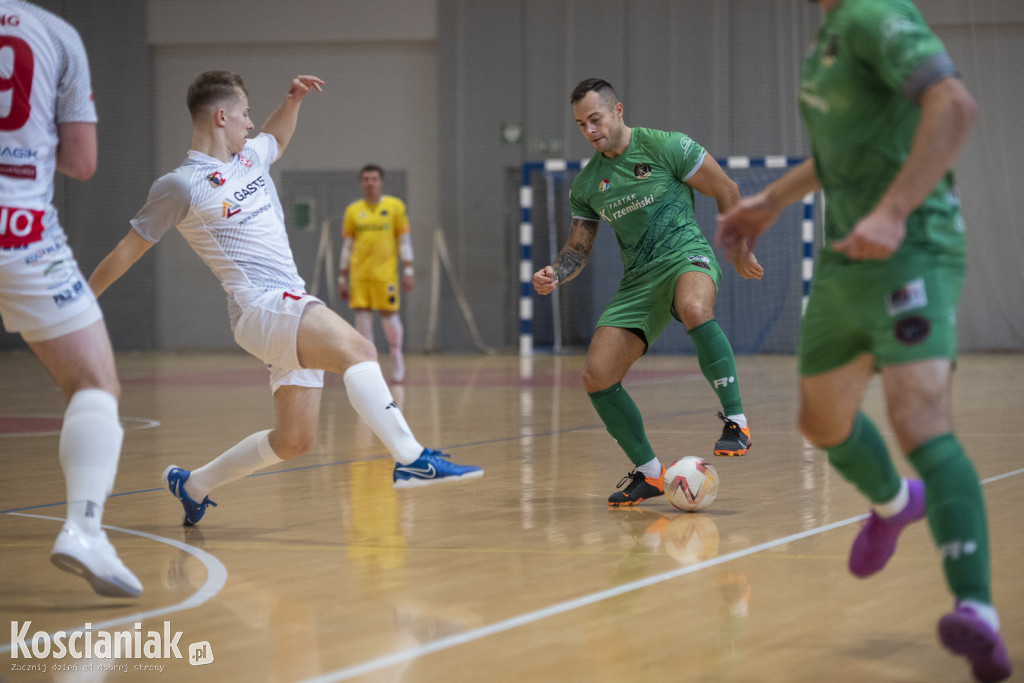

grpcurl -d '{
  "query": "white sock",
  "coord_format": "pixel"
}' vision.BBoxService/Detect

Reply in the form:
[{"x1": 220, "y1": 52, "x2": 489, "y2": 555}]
[
  {"x1": 727, "y1": 413, "x2": 747, "y2": 429},
  {"x1": 186, "y1": 429, "x2": 281, "y2": 500},
  {"x1": 343, "y1": 361, "x2": 423, "y2": 464},
  {"x1": 874, "y1": 477, "x2": 909, "y2": 519},
  {"x1": 959, "y1": 599, "x2": 1000, "y2": 631},
  {"x1": 59, "y1": 389, "x2": 123, "y2": 536},
  {"x1": 354, "y1": 310, "x2": 374, "y2": 342},
  {"x1": 638, "y1": 458, "x2": 663, "y2": 479}
]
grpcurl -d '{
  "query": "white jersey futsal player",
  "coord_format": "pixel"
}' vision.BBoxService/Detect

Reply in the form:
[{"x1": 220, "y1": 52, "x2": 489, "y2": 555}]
[
  {"x1": 90, "y1": 72, "x2": 482, "y2": 526},
  {"x1": 0, "y1": 1, "x2": 141, "y2": 597}
]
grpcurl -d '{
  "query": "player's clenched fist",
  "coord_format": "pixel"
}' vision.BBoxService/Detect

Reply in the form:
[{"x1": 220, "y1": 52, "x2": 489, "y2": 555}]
[{"x1": 533, "y1": 266, "x2": 558, "y2": 295}]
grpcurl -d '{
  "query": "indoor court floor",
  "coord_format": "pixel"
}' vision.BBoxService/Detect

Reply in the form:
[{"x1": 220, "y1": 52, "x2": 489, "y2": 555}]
[{"x1": 1, "y1": 350, "x2": 1021, "y2": 682}]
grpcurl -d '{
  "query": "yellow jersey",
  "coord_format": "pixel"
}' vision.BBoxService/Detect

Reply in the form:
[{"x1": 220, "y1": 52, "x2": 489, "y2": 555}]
[{"x1": 342, "y1": 195, "x2": 410, "y2": 282}]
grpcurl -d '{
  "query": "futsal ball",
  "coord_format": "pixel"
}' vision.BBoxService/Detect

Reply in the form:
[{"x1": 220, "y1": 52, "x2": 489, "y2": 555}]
[{"x1": 663, "y1": 456, "x2": 719, "y2": 512}]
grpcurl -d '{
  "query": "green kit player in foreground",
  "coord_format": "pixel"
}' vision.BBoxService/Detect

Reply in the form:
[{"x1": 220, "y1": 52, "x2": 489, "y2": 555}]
[{"x1": 717, "y1": 1, "x2": 1009, "y2": 680}]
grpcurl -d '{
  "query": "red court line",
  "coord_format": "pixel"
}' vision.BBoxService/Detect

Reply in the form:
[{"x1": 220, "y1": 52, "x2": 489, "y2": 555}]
[{"x1": 0, "y1": 416, "x2": 63, "y2": 434}]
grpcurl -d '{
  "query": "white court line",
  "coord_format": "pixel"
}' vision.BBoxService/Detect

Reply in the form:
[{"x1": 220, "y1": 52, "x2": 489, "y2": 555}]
[
  {"x1": 980, "y1": 467, "x2": 1024, "y2": 484},
  {"x1": 300, "y1": 515, "x2": 866, "y2": 682},
  {"x1": 0, "y1": 512, "x2": 228, "y2": 654},
  {"x1": 300, "y1": 468, "x2": 1024, "y2": 683},
  {"x1": 6, "y1": 471, "x2": 1019, "y2": 672}
]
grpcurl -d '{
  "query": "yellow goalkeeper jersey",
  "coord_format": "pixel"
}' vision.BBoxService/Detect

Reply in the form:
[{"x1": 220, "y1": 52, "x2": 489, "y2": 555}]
[{"x1": 342, "y1": 195, "x2": 410, "y2": 282}]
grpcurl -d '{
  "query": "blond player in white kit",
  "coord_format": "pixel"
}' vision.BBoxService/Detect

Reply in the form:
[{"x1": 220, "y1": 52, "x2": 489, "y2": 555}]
[
  {"x1": 0, "y1": 1, "x2": 141, "y2": 597},
  {"x1": 90, "y1": 72, "x2": 482, "y2": 526}
]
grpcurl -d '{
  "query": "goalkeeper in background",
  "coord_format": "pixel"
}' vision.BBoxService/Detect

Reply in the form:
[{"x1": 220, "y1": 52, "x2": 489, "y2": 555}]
[
  {"x1": 338, "y1": 164, "x2": 414, "y2": 383},
  {"x1": 716, "y1": 0, "x2": 1009, "y2": 680}
]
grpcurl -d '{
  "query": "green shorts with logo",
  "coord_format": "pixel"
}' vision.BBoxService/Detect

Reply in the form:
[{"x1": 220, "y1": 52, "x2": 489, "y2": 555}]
[
  {"x1": 596, "y1": 243, "x2": 722, "y2": 348},
  {"x1": 799, "y1": 249, "x2": 965, "y2": 377}
]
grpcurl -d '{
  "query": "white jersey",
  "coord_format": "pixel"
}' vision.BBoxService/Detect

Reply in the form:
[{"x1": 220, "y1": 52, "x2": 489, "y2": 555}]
[
  {"x1": 0, "y1": 0, "x2": 97, "y2": 249},
  {"x1": 130, "y1": 133, "x2": 306, "y2": 326}
]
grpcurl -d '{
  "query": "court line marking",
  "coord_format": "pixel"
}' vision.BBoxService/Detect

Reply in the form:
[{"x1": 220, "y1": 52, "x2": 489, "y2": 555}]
[
  {"x1": 0, "y1": 512, "x2": 228, "y2": 655},
  {"x1": 2, "y1": 439, "x2": 1018, "y2": 671},
  {"x1": 300, "y1": 515, "x2": 865, "y2": 682},
  {"x1": 0, "y1": 416, "x2": 160, "y2": 438},
  {"x1": 299, "y1": 468, "x2": 1024, "y2": 683}
]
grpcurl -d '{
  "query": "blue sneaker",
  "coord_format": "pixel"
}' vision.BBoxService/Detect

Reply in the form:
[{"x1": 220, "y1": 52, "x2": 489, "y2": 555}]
[
  {"x1": 393, "y1": 448, "x2": 483, "y2": 489},
  {"x1": 162, "y1": 466, "x2": 217, "y2": 526}
]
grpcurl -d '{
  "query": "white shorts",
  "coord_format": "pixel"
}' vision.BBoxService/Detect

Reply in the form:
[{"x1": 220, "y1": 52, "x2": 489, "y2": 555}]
[
  {"x1": 0, "y1": 233, "x2": 104, "y2": 342},
  {"x1": 232, "y1": 289, "x2": 326, "y2": 393}
]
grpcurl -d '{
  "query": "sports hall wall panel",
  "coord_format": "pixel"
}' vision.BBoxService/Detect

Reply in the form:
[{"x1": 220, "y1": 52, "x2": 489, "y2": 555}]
[{"x1": 2, "y1": 1, "x2": 1019, "y2": 353}]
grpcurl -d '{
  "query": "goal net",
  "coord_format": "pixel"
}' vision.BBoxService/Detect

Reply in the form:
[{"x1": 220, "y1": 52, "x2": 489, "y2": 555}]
[{"x1": 518, "y1": 157, "x2": 817, "y2": 356}]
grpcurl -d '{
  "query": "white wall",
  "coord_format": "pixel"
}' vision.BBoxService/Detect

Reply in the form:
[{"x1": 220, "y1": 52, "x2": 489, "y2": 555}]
[
  {"x1": 145, "y1": 0, "x2": 440, "y2": 348},
  {"x1": 136, "y1": 0, "x2": 1024, "y2": 352}
]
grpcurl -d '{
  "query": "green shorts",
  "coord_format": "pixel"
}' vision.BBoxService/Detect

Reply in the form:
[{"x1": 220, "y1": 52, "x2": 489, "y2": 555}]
[
  {"x1": 596, "y1": 245, "x2": 722, "y2": 348},
  {"x1": 799, "y1": 250, "x2": 965, "y2": 377}
]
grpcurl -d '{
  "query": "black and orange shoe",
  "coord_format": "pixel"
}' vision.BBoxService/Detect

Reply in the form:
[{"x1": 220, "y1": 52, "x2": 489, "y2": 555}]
[
  {"x1": 608, "y1": 467, "x2": 665, "y2": 507},
  {"x1": 714, "y1": 412, "x2": 752, "y2": 456}
]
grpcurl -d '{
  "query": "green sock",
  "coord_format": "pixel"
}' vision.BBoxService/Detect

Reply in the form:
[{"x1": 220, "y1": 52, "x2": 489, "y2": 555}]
[
  {"x1": 688, "y1": 319, "x2": 743, "y2": 415},
  {"x1": 588, "y1": 383, "x2": 657, "y2": 468},
  {"x1": 908, "y1": 434, "x2": 991, "y2": 604},
  {"x1": 826, "y1": 412, "x2": 902, "y2": 504}
]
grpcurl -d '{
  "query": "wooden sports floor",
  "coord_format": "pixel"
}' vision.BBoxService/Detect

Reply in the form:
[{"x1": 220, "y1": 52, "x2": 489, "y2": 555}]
[{"x1": 1, "y1": 350, "x2": 1021, "y2": 682}]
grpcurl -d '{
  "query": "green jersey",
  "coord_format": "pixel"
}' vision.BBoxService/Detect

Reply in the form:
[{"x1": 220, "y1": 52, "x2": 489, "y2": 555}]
[
  {"x1": 569, "y1": 126, "x2": 711, "y2": 283},
  {"x1": 800, "y1": 0, "x2": 964, "y2": 259}
]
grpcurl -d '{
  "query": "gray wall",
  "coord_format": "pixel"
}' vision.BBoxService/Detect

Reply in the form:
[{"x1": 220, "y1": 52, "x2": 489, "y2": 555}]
[
  {"x1": 938, "y1": 7, "x2": 1024, "y2": 350},
  {"x1": 438, "y1": 1, "x2": 823, "y2": 353},
  {"x1": 439, "y1": 0, "x2": 1024, "y2": 353},
  {"x1": 144, "y1": 0, "x2": 439, "y2": 350},
  {"x1": 5, "y1": 1, "x2": 1020, "y2": 353}
]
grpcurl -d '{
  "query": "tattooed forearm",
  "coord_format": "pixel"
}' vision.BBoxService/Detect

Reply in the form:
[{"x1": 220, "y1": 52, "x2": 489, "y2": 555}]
[
  {"x1": 552, "y1": 218, "x2": 598, "y2": 285},
  {"x1": 553, "y1": 250, "x2": 586, "y2": 283}
]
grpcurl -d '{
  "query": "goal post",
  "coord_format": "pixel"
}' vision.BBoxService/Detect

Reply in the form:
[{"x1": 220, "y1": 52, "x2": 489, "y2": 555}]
[
  {"x1": 519, "y1": 156, "x2": 817, "y2": 357},
  {"x1": 519, "y1": 159, "x2": 588, "y2": 356}
]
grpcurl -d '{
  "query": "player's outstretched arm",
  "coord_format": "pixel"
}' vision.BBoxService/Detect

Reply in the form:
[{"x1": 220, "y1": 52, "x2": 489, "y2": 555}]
[
  {"x1": 261, "y1": 75, "x2": 325, "y2": 158},
  {"x1": 716, "y1": 158, "x2": 821, "y2": 260},
  {"x1": 89, "y1": 230, "x2": 155, "y2": 297},
  {"x1": 533, "y1": 217, "x2": 598, "y2": 295},
  {"x1": 686, "y1": 154, "x2": 762, "y2": 279},
  {"x1": 687, "y1": 154, "x2": 740, "y2": 214}
]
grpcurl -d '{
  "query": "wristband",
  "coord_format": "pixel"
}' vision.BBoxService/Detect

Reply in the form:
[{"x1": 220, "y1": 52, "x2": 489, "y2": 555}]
[{"x1": 403, "y1": 266, "x2": 414, "y2": 277}]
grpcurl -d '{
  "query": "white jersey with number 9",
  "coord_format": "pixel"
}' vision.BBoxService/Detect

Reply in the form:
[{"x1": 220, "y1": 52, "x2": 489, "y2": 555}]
[
  {"x1": 0, "y1": 0, "x2": 97, "y2": 247},
  {"x1": 0, "y1": 1, "x2": 100, "y2": 339}
]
